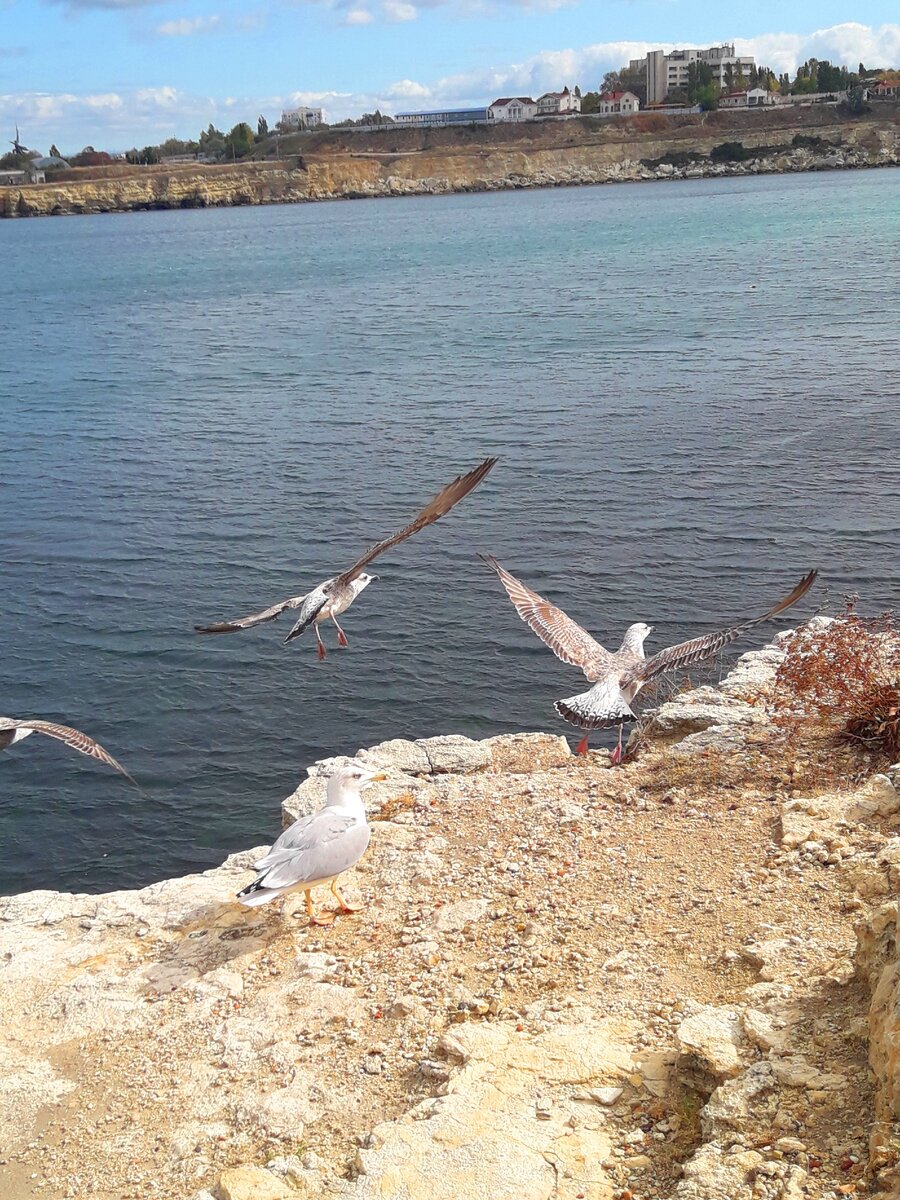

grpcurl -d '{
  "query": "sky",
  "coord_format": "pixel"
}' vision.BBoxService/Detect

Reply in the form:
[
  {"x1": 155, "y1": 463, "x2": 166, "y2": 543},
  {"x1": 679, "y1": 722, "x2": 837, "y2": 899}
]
[{"x1": 2, "y1": 1, "x2": 899, "y2": 151}]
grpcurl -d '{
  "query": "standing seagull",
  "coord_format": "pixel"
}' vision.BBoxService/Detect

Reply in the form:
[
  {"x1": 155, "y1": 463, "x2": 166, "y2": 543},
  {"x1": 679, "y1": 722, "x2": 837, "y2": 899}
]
[
  {"x1": 237, "y1": 761, "x2": 386, "y2": 924},
  {"x1": 196, "y1": 457, "x2": 497, "y2": 659},
  {"x1": 481, "y1": 557, "x2": 817, "y2": 763},
  {"x1": 0, "y1": 716, "x2": 135, "y2": 782}
]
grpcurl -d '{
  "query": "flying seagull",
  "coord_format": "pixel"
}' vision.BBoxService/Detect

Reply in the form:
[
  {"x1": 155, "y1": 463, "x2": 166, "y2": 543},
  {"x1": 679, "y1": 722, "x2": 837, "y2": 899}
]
[
  {"x1": 481, "y1": 556, "x2": 818, "y2": 763},
  {"x1": 0, "y1": 716, "x2": 135, "y2": 782},
  {"x1": 196, "y1": 456, "x2": 497, "y2": 658},
  {"x1": 237, "y1": 761, "x2": 386, "y2": 924}
]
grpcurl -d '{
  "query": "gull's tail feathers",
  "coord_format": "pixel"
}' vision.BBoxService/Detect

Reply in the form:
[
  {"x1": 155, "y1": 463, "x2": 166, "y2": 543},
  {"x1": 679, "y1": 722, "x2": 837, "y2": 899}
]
[
  {"x1": 284, "y1": 597, "x2": 328, "y2": 644},
  {"x1": 236, "y1": 877, "x2": 284, "y2": 907},
  {"x1": 555, "y1": 681, "x2": 636, "y2": 731}
]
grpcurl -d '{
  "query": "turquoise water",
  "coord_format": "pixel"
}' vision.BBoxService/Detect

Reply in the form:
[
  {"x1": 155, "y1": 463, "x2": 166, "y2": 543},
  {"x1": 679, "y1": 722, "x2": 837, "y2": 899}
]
[{"x1": 1, "y1": 169, "x2": 898, "y2": 894}]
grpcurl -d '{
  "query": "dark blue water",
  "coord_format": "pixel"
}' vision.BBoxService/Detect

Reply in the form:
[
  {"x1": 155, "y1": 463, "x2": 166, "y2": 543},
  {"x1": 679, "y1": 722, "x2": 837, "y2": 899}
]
[{"x1": 1, "y1": 169, "x2": 898, "y2": 895}]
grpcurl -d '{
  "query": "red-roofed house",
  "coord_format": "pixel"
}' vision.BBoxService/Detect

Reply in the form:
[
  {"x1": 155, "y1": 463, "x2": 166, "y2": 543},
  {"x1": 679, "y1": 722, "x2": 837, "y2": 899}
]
[
  {"x1": 490, "y1": 96, "x2": 538, "y2": 122},
  {"x1": 868, "y1": 76, "x2": 899, "y2": 98},
  {"x1": 596, "y1": 91, "x2": 641, "y2": 116}
]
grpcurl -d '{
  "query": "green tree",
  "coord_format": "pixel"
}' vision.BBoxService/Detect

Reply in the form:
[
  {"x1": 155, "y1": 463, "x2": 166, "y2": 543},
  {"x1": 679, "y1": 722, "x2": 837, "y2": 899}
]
[
  {"x1": 696, "y1": 82, "x2": 720, "y2": 110},
  {"x1": 199, "y1": 123, "x2": 226, "y2": 159},
  {"x1": 580, "y1": 91, "x2": 601, "y2": 113},
  {"x1": 686, "y1": 60, "x2": 715, "y2": 103},
  {"x1": 49, "y1": 143, "x2": 61, "y2": 158},
  {"x1": 724, "y1": 62, "x2": 735, "y2": 91},
  {"x1": 601, "y1": 70, "x2": 622, "y2": 94},
  {"x1": 224, "y1": 122, "x2": 254, "y2": 159},
  {"x1": 257, "y1": 114, "x2": 269, "y2": 140}
]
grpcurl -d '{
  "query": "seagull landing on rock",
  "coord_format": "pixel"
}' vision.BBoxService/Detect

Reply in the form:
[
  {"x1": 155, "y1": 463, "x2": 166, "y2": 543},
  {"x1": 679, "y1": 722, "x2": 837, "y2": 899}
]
[
  {"x1": 237, "y1": 761, "x2": 386, "y2": 924},
  {"x1": 196, "y1": 457, "x2": 497, "y2": 659},
  {"x1": 481, "y1": 556, "x2": 818, "y2": 764},
  {"x1": 0, "y1": 716, "x2": 135, "y2": 783}
]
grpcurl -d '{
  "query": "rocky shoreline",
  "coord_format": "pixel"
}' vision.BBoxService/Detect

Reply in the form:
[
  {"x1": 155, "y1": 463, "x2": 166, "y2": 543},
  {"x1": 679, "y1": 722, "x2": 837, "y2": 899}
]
[
  {"x1": 2, "y1": 117, "x2": 897, "y2": 218},
  {"x1": 2, "y1": 628, "x2": 900, "y2": 1200}
]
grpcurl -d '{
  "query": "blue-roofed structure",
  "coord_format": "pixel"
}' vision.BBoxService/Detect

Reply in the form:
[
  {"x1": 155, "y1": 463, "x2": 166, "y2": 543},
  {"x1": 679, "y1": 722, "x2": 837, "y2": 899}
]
[{"x1": 394, "y1": 108, "x2": 490, "y2": 127}]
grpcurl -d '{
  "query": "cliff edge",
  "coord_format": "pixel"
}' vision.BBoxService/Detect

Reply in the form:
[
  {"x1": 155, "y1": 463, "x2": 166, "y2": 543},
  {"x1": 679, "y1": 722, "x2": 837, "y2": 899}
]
[
  {"x1": 2, "y1": 110, "x2": 898, "y2": 218},
  {"x1": 2, "y1": 629, "x2": 900, "y2": 1200}
]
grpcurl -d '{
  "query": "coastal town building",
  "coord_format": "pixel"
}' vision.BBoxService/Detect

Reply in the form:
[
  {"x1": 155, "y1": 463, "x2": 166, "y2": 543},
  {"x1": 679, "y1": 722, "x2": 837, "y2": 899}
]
[
  {"x1": 596, "y1": 91, "x2": 641, "y2": 116},
  {"x1": 868, "y1": 76, "x2": 899, "y2": 98},
  {"x1": 280, "y1": 106, "x2": 324, "y2": 130},
  {"x1": 719, "y1": 87, "x2": 775, "y2": 108},
  {"x1": 489, "y1": 97, "x2": 538, "y2": 122},
  {"x1": 535, "y1": 88, "x2": 581, "y2": 116},
  {"x1": 1, "y1": 160, "x2": 46, "y2": 184},
  {"x1": 394, "y1": 108, "x2": 489, "y2": 126},
  {"x1": 638, "y1": 43, "x2": 756, "y2": 105}
]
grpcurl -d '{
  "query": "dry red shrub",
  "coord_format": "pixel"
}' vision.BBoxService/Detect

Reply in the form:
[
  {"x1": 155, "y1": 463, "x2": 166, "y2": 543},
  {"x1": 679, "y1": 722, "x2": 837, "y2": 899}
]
[{"x1": 773, "y1": 605, "x2": 900, "y2": 764}]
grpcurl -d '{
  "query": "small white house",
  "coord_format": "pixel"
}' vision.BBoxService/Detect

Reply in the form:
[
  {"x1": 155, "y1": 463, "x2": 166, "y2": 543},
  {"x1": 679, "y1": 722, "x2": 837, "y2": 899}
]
[
  {"x1": 489, "y1": 96, "x2": 538, "y2": 122},
  {"x1": 719, "y1": 90, "x2": 749, "y2": 108},
  {"x1": 596, "y1": 91, "x2": 640, "y2": 116},
  {"x1": 281, "y1": 107, "x2": 324, "y2": 130},
  {"x1": 536, "y1": 88, "x2": 581, "y2": 116}
]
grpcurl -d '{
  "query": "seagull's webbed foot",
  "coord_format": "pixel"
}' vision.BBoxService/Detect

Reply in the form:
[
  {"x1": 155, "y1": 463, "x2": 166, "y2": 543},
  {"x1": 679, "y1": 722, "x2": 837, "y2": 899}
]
[
  {"x1": 331, "y1": 880, "x2": 363, "y2": 914},
  {"x1": 576, "y1": 734, "x2": 590, "y2": 756},
  {"x1": 337, "y1": 629, "x2": 349, "y2": 649},
  {"x1": 305, "y1": 890, "x2": 335, "y2": 925},
  {"x1": 316, "y1": 642, "x2": 327, "y2": 661}
]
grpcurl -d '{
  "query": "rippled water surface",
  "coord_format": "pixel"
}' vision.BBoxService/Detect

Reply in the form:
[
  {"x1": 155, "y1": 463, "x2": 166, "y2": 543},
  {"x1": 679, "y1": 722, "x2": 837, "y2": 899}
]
[{"x1": 1, "y1": 170, "x2": 898, "y2": 894}]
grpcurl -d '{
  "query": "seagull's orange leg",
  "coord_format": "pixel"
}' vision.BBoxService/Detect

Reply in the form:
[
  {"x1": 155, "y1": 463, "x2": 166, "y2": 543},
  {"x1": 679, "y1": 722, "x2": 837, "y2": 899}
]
[
  {"x1": 333, "y1": 616, "x2": 349, "y2": 648},
  {"x1": 331, "y1": 879, "x2": 363, "y2": 913},
  {"x1": 305, "y1": 889, "x2": 335, "y2": 925},
  {"x1": 576, "y1": 734, "x2": 590, "y2": 756},
  {"x1": 609, "y1": 727, "x2": 624, "y2": 766},
  {"x1": 315, "y1": 626, "x2": 327, "y2": 660}
]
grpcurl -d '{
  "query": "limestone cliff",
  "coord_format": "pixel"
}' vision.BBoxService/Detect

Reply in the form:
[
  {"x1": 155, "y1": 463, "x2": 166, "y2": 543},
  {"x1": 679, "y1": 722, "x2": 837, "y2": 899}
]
[
  {"x1": 3, "y1": 632, "x2": 900, "y2": 1200},
  {"x1": 2, "y1": 112, "x2": 898, "y2": 219}
]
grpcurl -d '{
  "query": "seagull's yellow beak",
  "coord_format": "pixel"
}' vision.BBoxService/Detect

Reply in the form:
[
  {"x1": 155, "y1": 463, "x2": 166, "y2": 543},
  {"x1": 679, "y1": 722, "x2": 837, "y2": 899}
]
[{"x1": 369, "y1": 772, "x2": 388, "y2": 782}]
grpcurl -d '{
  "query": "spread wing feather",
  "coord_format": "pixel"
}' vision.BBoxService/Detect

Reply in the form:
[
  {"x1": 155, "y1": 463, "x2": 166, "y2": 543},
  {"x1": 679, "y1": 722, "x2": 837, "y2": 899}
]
[
  {"x1": 194, "y1": 595, "x2": 305, "y2": 634},
  {"x1": 5, "y1": 719, "x2": 135, "y2": 783},
  {"x1": 481, "y1": 555, "x2": 613, "y2": 680},
  {"x1": 336, "y1": 457, "x2": 497, "y2": 586},
  {"x1": 623, "y1": 570, "x2": 818, "y2": 687}
]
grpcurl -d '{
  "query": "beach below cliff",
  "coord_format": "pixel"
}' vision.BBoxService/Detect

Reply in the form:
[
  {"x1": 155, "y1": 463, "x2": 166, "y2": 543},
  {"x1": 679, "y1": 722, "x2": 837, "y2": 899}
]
[{"x1": 3, "y1": 627, "x2": 900, "y2": 1200}]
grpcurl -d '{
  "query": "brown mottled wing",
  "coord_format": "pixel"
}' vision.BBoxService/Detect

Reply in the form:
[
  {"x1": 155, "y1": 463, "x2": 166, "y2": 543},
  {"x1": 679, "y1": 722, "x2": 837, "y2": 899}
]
[
  {"x1": 336, "y1": 457, "x2": 497, "y2": 586},
  {"x1": 194, "y1": 597, "x2": 299, "y2": 634},
  {"x1": 9, "y1": 720, "x2": 136, "y2": 783},
  {"x1": 481, "y1": 555, "x2": 613, "y2": 681},
  {"x1": 623, "y1": 569, "x2": 818, "y2": 686}
]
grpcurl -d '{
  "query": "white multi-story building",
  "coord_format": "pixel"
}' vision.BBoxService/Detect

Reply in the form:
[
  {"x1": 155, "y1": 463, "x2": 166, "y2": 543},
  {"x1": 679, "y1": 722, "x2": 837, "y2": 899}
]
[
  {"x1": 535, "y1": 88, "x2": 581, "y2": 116},
  {"x1": 596, "y1": 91, "x2": 641, "y2": 116},
  {"x1": 281, "y1": 107, "x2": 324, "y2": 130},
  {"x1": 641, "y1": 44, "x2": 756, "y2": 105},
  {"x1": 489, "y1": 96, "x2": 538, "y2": 122}
]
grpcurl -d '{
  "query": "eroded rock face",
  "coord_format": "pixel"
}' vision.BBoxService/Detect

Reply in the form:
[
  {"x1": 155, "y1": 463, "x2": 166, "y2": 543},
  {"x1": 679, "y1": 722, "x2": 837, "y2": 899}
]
[
  {"x1": 855, "y1": 900, "x2": 900, "y2": 1189},
  {"x1": 675, "y1": 1005, "x2": 746, "y2": 1087}
]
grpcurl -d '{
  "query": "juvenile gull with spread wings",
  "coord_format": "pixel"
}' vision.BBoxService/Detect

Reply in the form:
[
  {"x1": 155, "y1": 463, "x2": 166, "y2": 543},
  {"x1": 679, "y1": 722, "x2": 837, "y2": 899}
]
[
  {"x1": 237, "y1": 761, "x2": 386, "y2": 924},
  {"x1": 0, "y1": 716, "x2": 135, "y2": 782},
  {"x1": 481, "y1": 556, "x2": 818, "y2": 763},
  {"x1": 196, "y1": 457, "x2": 497, "y2": 659}
]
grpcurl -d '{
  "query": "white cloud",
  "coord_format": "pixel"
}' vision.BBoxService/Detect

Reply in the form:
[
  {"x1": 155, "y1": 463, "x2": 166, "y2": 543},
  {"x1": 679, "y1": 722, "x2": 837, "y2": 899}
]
[
  {"x1": 342, "y1": 7, "x2": 373, "y2": 24},
  {"x1": 4, "y1": 23, "x2": 897, "y2": 151},
  {"x1": 156, "y1": 15, "x2": 221, "y2": 36},
  {"x1": 736, "y1": 22, "x2": 900, "y2": 75},
  {"x1": 382, "y1": 0, "x2": 417, "y2": 21}
]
